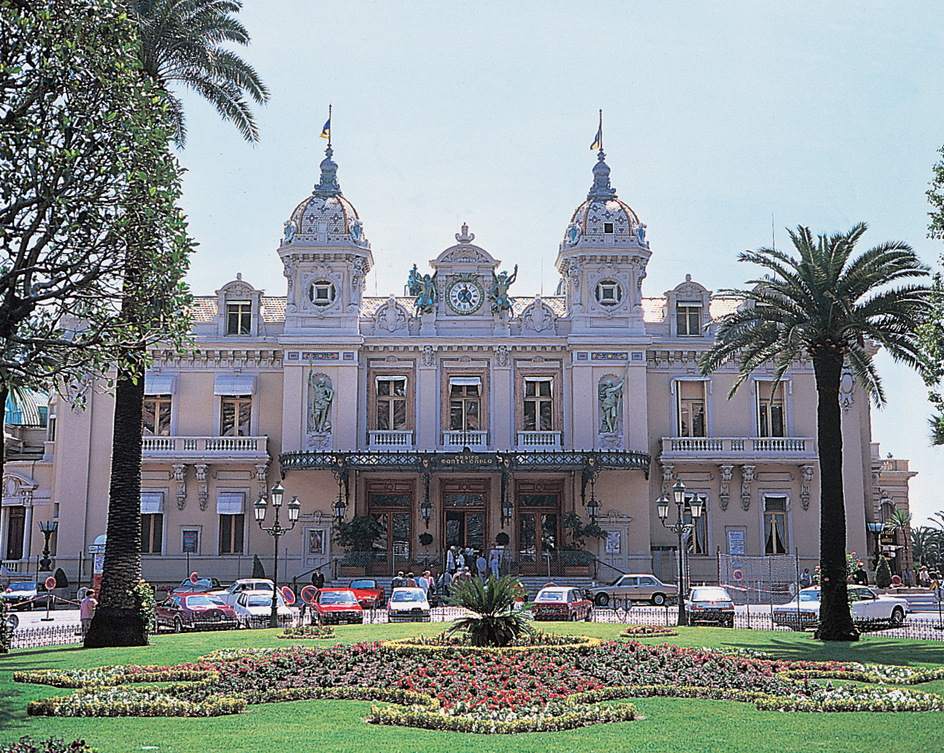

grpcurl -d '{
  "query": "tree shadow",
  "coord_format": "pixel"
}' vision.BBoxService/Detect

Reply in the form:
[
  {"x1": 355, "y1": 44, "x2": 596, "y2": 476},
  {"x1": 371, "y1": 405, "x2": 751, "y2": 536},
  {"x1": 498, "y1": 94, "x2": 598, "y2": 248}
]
[{"x1": 719, "y1": 633, "x2": 944, "y2": 667}]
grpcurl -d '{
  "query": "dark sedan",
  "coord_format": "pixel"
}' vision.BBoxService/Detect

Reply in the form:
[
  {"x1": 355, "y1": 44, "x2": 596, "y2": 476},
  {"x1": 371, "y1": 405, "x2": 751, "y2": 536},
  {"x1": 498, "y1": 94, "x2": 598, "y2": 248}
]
[{"x1": 155, "y1": 593, "x2": 237, "y2": 633}]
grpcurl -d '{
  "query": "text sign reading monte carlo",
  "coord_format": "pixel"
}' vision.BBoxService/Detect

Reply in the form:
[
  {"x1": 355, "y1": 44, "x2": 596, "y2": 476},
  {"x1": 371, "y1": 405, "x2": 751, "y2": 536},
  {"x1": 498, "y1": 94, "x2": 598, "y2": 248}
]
[{"x1": 431, "y1": 452, "x2": 500, "y2": 472}]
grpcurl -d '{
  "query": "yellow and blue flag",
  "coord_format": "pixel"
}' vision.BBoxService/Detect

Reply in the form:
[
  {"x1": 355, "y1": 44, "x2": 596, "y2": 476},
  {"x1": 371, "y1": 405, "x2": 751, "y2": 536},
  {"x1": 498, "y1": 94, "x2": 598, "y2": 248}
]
[
  {"x1": 320, "y1": 118, "x2": 330, "y2": 140},
  {"x1": 590, "y1": 126, "x2": 602, "y2": 151}
]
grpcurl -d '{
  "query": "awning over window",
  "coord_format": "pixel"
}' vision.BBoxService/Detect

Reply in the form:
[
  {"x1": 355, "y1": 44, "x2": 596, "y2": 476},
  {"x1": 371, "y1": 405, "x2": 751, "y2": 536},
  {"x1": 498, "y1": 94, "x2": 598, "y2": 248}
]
[
  {"x1": 144, "y1": 374, "x2": 177, "y2": 395},
  {"x1": 214, "y1": 374, "x2": 256, "y2": 396},
  {"x1": 140, "y1": 491, "x2": 164, "y2": 514},
  {"x1": 449, "y1": 377, "x2": 481, "y2": 387},
  {"x1": 216, "y1": 492, "x2": 245, "y2": 515}
]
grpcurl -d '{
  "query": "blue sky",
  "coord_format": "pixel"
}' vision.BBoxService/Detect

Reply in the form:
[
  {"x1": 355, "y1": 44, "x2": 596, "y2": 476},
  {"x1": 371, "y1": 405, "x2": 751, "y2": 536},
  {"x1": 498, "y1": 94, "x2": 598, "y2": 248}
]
[{"x1": 173, "y1": 1, "x2": 944, "y2": 525}]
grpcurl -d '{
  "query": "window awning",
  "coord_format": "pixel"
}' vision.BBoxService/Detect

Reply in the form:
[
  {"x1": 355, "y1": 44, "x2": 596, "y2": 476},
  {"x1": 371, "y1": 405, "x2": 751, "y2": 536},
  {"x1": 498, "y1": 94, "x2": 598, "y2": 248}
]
[
  {"x1": 144, "y1": 374, "x2": 177, "y2": 395},
  {"x1": 216, "y1": 492, "x2": 245, "y2": 515},
  {"x1": 214, "y1": 374, "x2": 256, "y2": 396},
  {"x1": 449, "y1": 376, "x2": 481, "y2": 387},
  {"x1": 140, "y1": 491, "x2": 164, "y2": 514}
]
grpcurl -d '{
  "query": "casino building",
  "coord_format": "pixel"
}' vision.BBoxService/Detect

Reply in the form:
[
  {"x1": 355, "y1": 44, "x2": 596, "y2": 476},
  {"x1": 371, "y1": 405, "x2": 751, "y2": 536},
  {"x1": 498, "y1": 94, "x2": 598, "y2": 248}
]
[{"x1": 1, "y1": 142, "x2": 916, "y2": 591}]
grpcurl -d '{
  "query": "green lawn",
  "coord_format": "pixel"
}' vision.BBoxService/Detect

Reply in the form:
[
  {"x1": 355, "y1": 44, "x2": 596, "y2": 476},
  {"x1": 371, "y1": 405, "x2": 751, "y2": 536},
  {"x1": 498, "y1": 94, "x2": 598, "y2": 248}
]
[{"x1": 1, "y1": 622, "x2": 942, "y2": 753}]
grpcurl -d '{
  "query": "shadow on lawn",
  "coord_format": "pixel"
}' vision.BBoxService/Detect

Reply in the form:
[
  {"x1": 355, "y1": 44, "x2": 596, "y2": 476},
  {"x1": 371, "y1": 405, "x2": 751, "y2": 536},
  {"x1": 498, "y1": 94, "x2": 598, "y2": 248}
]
[{"x1": 719, "y1": 633, "x2": 944, "y2": 667}]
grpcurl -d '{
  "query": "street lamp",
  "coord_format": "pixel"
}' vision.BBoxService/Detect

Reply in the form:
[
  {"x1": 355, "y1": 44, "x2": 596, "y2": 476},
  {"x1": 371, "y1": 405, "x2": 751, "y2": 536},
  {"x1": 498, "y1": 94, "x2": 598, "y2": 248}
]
[
  {"x1": 656, "y1": 479, "x2": 703, "y2": 627},
  {"x1": 420, "y1": 495, "x2": 432, "y2": 528},
  {"x1": 38, "y1": 520, "x2": 58, "y2": 572},
  {"x1": 254, "y1": 482, "x2": 301, "y2": 628},
  {"x1": 867, "y1": 521, "x2": 884, "y2": 570}
]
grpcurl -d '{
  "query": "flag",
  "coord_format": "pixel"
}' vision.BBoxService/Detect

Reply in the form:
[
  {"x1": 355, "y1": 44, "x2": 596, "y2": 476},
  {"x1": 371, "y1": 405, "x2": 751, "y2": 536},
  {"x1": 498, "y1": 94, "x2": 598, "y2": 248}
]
[
  {"x1": 590, "y1": 126, "x2": 602, "y2": 151},
  {"x1": 320, "y1": 118, "x2": 330, "y2": 140}
]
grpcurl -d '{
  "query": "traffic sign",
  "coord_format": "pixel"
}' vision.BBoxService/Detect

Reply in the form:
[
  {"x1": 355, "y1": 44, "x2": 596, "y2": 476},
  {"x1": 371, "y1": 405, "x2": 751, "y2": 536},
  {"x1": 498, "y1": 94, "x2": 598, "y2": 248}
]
[
  {"x1": 190, "y1": 572, "x2": 199, "y2": 585},
  {"x1": 300, "y1": 585, "x2": 318, "y2": 604},
  {"x1": 281, "y1": 586, "x2": 296, "y2": 605},
  {"x1": 45, "y1": 576, "x2": 56, "y2": 590},
  {"x1": 733, "y1": 569, "x2": 743, "y2": 582}
]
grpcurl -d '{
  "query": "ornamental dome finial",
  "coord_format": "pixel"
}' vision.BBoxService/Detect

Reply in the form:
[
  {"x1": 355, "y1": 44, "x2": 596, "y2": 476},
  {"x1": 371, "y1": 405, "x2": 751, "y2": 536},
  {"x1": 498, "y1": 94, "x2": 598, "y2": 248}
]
[
  {"x1": 587, "y1": 150, "x2": 617, "y2": 202},
  {"x1": 313, "y1": 144, "x2": 342, "y2": 198}
]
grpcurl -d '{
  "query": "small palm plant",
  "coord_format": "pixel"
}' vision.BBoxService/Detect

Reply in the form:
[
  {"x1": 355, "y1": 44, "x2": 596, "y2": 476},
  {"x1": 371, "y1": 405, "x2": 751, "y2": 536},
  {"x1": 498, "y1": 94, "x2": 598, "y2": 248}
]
[{"x1": 446, "y1": 574, "x2": 530, "y2": 647}]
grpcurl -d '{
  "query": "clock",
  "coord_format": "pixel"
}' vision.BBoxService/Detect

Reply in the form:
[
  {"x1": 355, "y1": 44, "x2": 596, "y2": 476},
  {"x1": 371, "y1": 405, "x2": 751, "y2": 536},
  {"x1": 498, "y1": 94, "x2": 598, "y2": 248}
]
[{"x1": 446, "y1": 277, "x2": 485, "y2": 314}]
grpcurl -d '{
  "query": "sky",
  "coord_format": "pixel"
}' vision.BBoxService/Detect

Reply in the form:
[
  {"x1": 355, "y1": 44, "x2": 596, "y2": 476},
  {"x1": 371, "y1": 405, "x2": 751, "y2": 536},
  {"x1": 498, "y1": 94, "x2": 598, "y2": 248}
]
[{"x1": 172, "y1": 1, "x2": 944, "y2": 526}]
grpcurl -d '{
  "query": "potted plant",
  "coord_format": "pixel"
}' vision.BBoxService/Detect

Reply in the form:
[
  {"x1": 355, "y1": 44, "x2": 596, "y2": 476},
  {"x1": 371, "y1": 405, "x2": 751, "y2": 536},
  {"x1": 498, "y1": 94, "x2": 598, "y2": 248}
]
[{"x1": 333, "y1": 515, "x2": 385, "y2": 576}]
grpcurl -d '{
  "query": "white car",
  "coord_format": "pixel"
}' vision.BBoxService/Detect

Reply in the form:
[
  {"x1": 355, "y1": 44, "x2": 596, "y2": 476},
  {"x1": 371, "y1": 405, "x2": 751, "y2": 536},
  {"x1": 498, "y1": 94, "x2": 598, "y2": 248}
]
[
  {"x1": 232, "y1": 590, "x2": 297, "y2": 628},
  {"x1": 773, "y1": 585, "x2": 908, "y2": 631},
  {"x1": 387, "y1": 587, "x2": 430, "y2": 622},
  {"x1": 214, "y1": 578, "x2": 274, "y2": 609}
]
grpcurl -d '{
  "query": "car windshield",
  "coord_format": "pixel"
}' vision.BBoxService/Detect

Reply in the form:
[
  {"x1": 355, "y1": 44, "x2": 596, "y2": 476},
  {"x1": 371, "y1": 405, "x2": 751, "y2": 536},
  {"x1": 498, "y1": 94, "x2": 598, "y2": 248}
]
[
  {"x1": 184, "y1": 595, "x2": 215, "y2": 607},
  {"x1": 321, "y1": 591, "x2": 356, "y2": 604},
  {"x1": 391, "y1": 591, "x2": 423, "y2": 602},
  {"x1": 536, "y1": 590, "x2": 566, "y2": 602},
  {"x1": 8, "y1": 582, "x2": 34, "y2": 591},
  {"x1": 350, "y1": 580, "x2": 376, "y2": 589},
  {"x1": 799, "y1": 590, "x2": 821, "y2": 602},
  {"x1": 246, "y1": 594, "x2": 272, "y2": 607},
  {"x1": 690, "y1": 588, "x2": 730, "y2": 601}
]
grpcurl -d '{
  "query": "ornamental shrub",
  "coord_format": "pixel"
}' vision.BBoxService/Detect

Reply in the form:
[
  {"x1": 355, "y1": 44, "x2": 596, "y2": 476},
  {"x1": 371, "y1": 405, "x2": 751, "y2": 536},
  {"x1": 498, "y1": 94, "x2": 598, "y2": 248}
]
[
  {"x1": 252, "y1": 554, "x2": 266, "y2": 579},
  {"x1": 0, "y1": 597, "x2": 11, "y2": 653},
  {"x1": 446, "y1": 574, "x2": 530, "y2": 647},
  {"x1": 1, "y1": 737, "x2": 95, "y2": 752},
  {"x1": 875, "y1": 556, "x2": 893, "y2": 589}
]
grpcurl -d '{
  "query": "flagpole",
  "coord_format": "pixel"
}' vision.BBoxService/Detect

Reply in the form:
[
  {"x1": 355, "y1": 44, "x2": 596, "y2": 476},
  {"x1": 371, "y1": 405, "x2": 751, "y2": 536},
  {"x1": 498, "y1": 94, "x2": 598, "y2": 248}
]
[
  {"x1": 328, "y1": 103, "x2": 332, "y2": 148},
  {"x1": 598, "y1": 109, "x2": 603, "y2": 152}
]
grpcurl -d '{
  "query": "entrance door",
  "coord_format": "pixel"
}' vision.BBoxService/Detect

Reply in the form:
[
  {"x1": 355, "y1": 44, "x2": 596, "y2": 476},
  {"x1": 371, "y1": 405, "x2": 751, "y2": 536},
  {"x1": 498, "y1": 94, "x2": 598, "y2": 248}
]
[
  {"x1": 516, "y1": 480, "x2": 562, "y2": 575},
  {"x1": 442, "y1": 480, "x2": 488, "y2": 557},
  {"x1": 366, "y1": 480, "x2": 414, "y2": 576}
]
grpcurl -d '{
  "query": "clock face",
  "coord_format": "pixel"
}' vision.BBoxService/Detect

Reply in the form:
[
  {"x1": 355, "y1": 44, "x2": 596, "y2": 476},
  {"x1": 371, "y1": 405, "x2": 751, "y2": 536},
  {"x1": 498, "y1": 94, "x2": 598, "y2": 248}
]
[{"x1": 447, "y1": 279, "x2": 484, "y2": 314}]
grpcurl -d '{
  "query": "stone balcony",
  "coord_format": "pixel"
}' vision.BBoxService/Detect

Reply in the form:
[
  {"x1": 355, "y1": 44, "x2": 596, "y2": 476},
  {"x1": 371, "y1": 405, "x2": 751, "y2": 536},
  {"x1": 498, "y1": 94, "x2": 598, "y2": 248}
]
[
  {"x1": 659, "y1": 436, "x2": 817, "y2": 463},
  {"x1": 441, "y1": 430, "x2": 489, "y2": 449},
  {"x1": 141, "y1": 435, "x2": 269, "y2": 462},
  {"x1": 517, "y1": 431, "x2": 563, "y2": 451},
  {"x1": 368, "y1": 430, "x2": 414, "y2": 450}
]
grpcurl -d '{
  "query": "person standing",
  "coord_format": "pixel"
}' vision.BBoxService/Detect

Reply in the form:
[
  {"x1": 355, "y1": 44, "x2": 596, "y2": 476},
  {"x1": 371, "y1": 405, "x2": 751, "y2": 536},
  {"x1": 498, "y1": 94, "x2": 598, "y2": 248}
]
[
  {"x1": 489, "y1": 548, "x2": 501, "y2": 579},
  {"x1": 799, "y1": 568, "x2": 812, "y2": 589},
  {"x1": 391, "y1": 571, "x2": 405, "y2": 589},
  {"x1": 446, "y1": 546, "x2": 456, "y2": 574},
  {"x1": 79, "y1": 589, "x2": 97, "y2": 637},
  {"x1": 313, "y1": 568, "x2": 325, "y2": 590},
  {"x1": 404, "y1": 572, "x2": 417, "y2": 588},
  {"x1": 456, "y1": 550, "x2": 466, "y2": 572},
  {"x1": 475, "y1": 551, "x2": 487, "y2": 580}
]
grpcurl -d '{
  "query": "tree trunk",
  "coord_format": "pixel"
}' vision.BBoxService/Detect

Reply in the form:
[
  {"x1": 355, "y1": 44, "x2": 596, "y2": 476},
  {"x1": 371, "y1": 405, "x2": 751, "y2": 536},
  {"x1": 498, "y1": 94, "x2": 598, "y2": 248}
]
[
  {"x1": 0, "y1": 383, "x2": 8, "y2": 484},
  {"x1": 84, "y1": 346, "x2": 148, "y2": 647},
  {"x1": 812, "y1": 350, "x2": 859, "y2": 641}
]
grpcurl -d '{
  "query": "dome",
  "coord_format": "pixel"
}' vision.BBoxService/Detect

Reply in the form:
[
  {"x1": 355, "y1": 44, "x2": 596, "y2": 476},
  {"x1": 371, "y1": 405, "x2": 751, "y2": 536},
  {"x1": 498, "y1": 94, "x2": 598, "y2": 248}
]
[
  {"x1": 562, "y1": 150, "x2": 646, "y2": 250},
  {"x1": 282, "y1": 145, "x2": 369, "y2": 248}
]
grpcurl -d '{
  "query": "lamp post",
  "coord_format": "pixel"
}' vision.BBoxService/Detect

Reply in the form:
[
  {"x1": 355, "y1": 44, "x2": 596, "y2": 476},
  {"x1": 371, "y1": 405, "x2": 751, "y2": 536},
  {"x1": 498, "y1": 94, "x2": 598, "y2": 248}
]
[
  {"x1": 656, "y1": 479, "x2": 703, "y2": 627},
  {"x1": 38, "y1": 520, "x2": 58, "y2": 572},
  {"x1": 254, "y1": 482, "x2": 301, "y2": 628},
  {"x1": 867, "y1": 521, "x2": 884, "y2": 571}
]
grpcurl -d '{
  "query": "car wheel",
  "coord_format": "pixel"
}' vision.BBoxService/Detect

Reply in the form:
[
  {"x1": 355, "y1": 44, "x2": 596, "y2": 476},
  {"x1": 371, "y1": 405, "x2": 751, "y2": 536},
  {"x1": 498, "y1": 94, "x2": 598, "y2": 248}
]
[
  {"x1": 889, "y1": 607, "x2": 905, "y2": 628},
  {"x1": 594, "y1": 593, "x2": 609, "y2": 607},
  {"x1": 6, "y1": 613, "x2": 18, "y2": 631},
  {"x1": 174, "y1": 618, "x2": 183, "y2": 634},
  {"x1": 651, "y1": 593, "x2": 666, "y2": 606},
  {"x1": 725, "y1": 617, "x2": 734, "y2": 628},
  {"x1": 584, "y1": 607, "x2": 593, "y2": 622},
  {"x1": 570, "y1": 612, "x2": 578, "y2": 621}
]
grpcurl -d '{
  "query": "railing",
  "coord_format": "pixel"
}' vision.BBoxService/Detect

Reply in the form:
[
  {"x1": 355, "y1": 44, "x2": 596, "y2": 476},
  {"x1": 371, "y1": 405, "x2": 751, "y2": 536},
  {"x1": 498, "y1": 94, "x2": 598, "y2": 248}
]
[
  {"x1": 368, "y1": 430, "x2": 414, "y2": 449},
  {"x1": 142, "y1": 435, "x2": 269, "y2": 457},
  {"x1": 660, "y1": 436, "x2": 815, "y2": 459},
  {"x1": 441, "y1": 430, "x2": 489, "y2": 449},
  {"x1": 516, "y1": 431, "x2": 563, "y2": 449}
]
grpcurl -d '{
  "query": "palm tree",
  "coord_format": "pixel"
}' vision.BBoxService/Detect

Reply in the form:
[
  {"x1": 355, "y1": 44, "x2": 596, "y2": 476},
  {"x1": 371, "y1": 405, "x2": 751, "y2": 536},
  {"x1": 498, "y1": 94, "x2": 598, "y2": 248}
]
[
  {"x1": 446, "y1": 575, "x2": 531, "y2": 647},
  {"x1": 86, "y1": 0, "x2": 267, "y2": 647},
  {"x1": 884, "y1": 508, "x2": 913, "y2": 578},
  {"x1": 700, "y1": 224, "x2": 931, "y2": 641}
]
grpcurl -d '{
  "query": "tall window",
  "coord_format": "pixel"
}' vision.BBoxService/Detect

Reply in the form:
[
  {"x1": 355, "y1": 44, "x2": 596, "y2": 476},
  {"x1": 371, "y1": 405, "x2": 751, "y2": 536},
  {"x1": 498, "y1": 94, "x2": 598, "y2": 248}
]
[
  {"x1": 5, "y1": 506, "x2": 25, "y2": 560},
  {"x1": 676, "y1": 305, "x2": 702, "y2": 336},
  {"x1": 677, "y1": 381, "x2": 706, "y2": 437},
  {"x1": 523, "y1": 378, "x2": 554, "y2": 431},
  {"x1": 226, "y1": 302, "x2": 251, "y2": 335},
  {"x1": 449, "y1": 381, "x2": 480, "y2": 431},
  {"x1": 764, "y1": 496, "x2": 788, "y2": 555},
  {"x1": 376, "y1": 377, "x2": 407, "y2": 430},
  {"x1": 219, "y1": 514, "x2": 245, "y2": 555},
  {"x1": 684, "y1": 494, "x2": 708, "y2": 555},
  {"x1": 757, "y1": 382, "x2": 785, "y2": 437},
  {"x1": 143, "y1": 395, "x2": 172, "y2": 436},
  {"x1": 221, "y1": 395, "x2": 252, "y2": 436},
  {"x1": 141, "y1": 514, "x2": 163, "y2": 554}
]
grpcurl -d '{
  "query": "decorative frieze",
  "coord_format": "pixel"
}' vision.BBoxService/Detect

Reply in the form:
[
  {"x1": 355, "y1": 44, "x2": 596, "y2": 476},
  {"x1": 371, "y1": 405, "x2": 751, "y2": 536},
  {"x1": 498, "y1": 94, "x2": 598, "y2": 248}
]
[
  {"x1": 172, "y1": 464, "x2": 187, "y2": 511},
  {"x1": 740, "y1": 464, "x2": 755, "y2": 510}
]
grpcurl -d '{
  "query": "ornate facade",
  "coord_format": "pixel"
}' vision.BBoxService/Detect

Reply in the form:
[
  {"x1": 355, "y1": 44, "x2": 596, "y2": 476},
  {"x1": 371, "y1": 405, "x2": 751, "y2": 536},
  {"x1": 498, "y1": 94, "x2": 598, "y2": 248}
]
[{"x1": 1, "y1": 144, "x2": 915, "y2": 589}]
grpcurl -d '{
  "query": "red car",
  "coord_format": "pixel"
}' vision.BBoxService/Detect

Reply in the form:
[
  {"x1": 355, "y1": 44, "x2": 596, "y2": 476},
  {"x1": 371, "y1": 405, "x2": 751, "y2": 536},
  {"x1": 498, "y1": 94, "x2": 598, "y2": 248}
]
[
  {"x1": 531, "y1": 585, "x2": 593, "y2": 622},
  {"x1": 312, "y1": 588, "x2": 364, "y2": 625},
  {"x1": 348, "y1": 578, "x2": 385, "y2": 609},
  {"x1": 155, "y1": 593, "x2": 238, "y2": 633}
]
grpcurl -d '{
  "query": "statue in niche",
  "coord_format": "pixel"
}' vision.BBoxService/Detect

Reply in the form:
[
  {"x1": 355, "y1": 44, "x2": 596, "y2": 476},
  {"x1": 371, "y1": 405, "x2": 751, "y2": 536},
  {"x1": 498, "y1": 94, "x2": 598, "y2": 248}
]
[
  {"x1": 350, "y1": 218, "x2": 363, "y2": 242},
  {"x1": 566, "y1": 220, "x2": 582, "y2": 246},
  {"x1": 408, "y1": 264, "x2": 437, "y2": 315},
  {"x1": 599, "y1": 378, "x2": 623, "y2": 434},
  {"x1": 489, "y1": 264, "x2": 518, "y2": 314},
  {"x1": 283, "y1": 220, "x2": 296, "y2": 243},
  {"x1": 308, "y1": 373, "x2": 334, "y2": 433}
]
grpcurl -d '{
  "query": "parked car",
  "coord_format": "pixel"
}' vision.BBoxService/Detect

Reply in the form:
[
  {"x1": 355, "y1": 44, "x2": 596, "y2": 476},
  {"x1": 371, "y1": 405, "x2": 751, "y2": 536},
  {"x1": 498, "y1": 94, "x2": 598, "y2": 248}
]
[
  {"x1": 773, "y1": 586, "x2": 908, "y2": 631},
  {"x1": 586, "y1": 574, "x2": 678, "y2": 607},
  {"x1": 312, "y1": 588, "x2": 364, "y2": 624},
  {"x1": 232, "y1": 590, "x2": 297, "y2": 628},
  {"x1": 387, "y1": 587, "x2": 431, "y2": 622},
  {"x1": 171, "y1": 577, "x2": 223, "y2": 595},
  {"x1": 531, "y1": 585, "x2": 593, "y2": 621},
  {"x1": 685, "y1": 586, "x2": 735, "y2": 627},
  {"x1": 215, "y1": 578, "x2": 274, "y2": 609},
  {"x1": 348, "y1": 578, "x2": 386, "y2": 609},
  {"x1": 2, "y1": 581, "x2": 43, "y2": 611},
  {"x1": 155, "y1": 593, "x2": 237, "y2": 633}
]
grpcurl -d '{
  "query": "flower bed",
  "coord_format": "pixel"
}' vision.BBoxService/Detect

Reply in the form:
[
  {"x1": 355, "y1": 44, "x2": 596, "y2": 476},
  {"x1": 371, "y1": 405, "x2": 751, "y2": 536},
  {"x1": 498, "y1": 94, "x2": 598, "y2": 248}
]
[
  {"x1": 622, "y1": 625, "x2": 678, "y2": 637},
  {"x1": 14, "y1": 638, "x2": 944, "y2": 731},
  {"x1": 278, "y1": 625, "x2": 337, "y2": 640}
]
